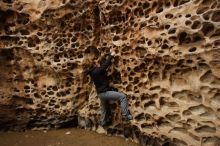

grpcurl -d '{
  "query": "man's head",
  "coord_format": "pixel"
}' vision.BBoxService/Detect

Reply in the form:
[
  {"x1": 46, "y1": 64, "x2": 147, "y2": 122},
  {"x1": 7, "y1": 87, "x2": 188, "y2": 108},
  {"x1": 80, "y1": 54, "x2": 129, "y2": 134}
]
[
  {"x1": 94, "y1": 60, "x2": 100, "y2": 67},
  {"x1": 82, "y1": 57, "x2": 100, "y2": 75}
]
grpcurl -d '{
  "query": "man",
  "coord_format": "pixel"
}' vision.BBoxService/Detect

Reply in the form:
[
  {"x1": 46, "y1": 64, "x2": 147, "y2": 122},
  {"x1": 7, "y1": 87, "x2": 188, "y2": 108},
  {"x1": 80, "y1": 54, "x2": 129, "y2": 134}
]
[{"x1": 84, "y1": 51, "x2": 133, "y2": 126}]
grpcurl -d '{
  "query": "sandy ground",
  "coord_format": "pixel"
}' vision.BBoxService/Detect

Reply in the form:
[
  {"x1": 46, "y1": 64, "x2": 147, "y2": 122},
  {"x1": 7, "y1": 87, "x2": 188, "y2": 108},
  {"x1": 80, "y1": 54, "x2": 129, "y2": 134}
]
[{"x1": 0, "y1": 128, "x2": 140, "y2": 146}]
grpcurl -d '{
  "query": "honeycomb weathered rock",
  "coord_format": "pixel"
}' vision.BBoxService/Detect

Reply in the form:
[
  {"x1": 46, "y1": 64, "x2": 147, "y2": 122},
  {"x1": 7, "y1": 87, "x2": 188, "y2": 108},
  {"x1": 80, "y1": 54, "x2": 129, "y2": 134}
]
[{"x1": 0, "y1": 0, "x2": 220, "y2": 145}]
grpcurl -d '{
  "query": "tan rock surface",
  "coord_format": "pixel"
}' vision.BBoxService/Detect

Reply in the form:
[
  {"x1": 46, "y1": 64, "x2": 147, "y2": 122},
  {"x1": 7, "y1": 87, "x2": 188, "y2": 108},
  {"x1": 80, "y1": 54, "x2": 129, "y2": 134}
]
[{"x1": 0, "y1": 0, "x2": 220, "y2": 145}]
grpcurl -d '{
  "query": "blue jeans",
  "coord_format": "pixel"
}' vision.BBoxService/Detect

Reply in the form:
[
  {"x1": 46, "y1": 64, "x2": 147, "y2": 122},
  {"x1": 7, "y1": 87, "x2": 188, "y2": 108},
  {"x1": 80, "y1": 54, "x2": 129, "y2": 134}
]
[{"x1": 98, "y1": 91, "x2": 130, "y2": 125}]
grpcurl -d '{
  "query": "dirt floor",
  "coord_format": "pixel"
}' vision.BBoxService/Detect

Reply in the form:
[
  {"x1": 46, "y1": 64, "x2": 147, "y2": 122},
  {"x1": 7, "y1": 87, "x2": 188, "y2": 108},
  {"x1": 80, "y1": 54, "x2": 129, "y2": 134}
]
[{"x1": 0, "y1": 128, "x2": 140, "y2": 146}]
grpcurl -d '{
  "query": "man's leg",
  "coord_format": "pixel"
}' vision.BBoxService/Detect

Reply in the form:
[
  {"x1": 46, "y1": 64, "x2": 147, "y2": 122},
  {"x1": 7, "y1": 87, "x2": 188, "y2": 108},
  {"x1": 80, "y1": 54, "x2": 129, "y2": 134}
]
[
  {"x1": 99, "y1": 91, "x2": 132, "y2": 120},
  {"x1": 99, "y1": 97, "x2": 108, "y2": 126}
]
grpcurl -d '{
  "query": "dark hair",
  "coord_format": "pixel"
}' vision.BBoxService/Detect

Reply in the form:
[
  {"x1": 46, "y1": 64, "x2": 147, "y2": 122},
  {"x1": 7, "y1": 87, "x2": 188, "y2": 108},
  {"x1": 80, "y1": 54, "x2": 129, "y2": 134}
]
[
  {"x1": 82, "y1": 57, "x2": 96, "y2": 75},
  {"x1": 84, "y1": 67, "x2": 92, "y2": 75},
  {"x1": 83, "y1": 63, "x2": 95, "y2": 75}
]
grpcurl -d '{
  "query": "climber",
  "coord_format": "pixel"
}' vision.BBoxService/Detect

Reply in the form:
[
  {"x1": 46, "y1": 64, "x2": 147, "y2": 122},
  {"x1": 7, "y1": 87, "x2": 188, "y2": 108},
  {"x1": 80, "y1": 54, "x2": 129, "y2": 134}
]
[{"x1": 84, "y1": 50, "x2": 133, "y2": 126}]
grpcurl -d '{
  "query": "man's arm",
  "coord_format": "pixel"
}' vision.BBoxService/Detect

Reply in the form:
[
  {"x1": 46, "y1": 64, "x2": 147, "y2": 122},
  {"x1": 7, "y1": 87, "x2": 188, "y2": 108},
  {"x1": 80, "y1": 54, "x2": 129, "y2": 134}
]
[{"x1": 98, "y1": 54, "x2": 114, "y2": 72}]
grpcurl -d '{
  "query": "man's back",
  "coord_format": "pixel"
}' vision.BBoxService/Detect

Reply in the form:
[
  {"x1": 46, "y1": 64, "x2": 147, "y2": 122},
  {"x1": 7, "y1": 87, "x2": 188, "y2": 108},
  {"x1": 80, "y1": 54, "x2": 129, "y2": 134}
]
[{"x1": 89, "y1": 55, "x2": 113, "y2": 93}]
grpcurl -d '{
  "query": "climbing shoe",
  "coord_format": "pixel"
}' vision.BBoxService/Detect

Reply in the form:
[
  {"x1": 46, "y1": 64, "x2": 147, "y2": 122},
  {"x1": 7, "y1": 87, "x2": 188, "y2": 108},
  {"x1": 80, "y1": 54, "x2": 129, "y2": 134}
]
[{"x1": 125, "y1": 114, "x2": 133, "y2": 121}]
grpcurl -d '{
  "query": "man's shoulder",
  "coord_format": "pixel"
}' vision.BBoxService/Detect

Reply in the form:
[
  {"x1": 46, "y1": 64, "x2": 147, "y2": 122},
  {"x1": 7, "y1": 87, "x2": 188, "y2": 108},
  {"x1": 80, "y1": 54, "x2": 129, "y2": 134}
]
[
  {"x1": 90, "y1": 67, "x2": 100, "y2": 74},
  {"x1": 91, "y1": 67, "x2": 106, "y2": 76}
]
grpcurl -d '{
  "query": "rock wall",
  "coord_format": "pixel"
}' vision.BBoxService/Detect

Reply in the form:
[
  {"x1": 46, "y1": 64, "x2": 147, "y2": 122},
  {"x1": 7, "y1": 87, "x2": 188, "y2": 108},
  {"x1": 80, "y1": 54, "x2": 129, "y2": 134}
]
[{"x1": 0, "y1": 0, "x2": 220, "y2": 145}]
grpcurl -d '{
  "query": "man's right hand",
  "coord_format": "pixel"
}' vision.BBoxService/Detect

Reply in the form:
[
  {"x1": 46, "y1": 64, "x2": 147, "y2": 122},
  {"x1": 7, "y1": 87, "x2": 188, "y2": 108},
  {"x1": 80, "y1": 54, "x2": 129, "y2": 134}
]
[{"x1": 110, "y1": 50, "x2": 116, "y2": 56}]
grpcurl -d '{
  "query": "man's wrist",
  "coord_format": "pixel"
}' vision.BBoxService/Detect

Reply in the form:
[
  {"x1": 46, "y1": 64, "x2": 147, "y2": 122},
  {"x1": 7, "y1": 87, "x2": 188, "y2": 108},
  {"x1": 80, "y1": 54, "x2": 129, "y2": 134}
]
[{"x1": 110, "y1": 52, "x2": 116, "y2": 56}]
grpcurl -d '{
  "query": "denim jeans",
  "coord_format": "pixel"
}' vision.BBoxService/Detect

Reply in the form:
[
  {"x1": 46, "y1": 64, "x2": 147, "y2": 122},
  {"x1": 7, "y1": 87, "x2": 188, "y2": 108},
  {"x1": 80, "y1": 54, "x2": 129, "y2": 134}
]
[{"x1": 98, "y1": 91, "x2": 130, "y2": 125}]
